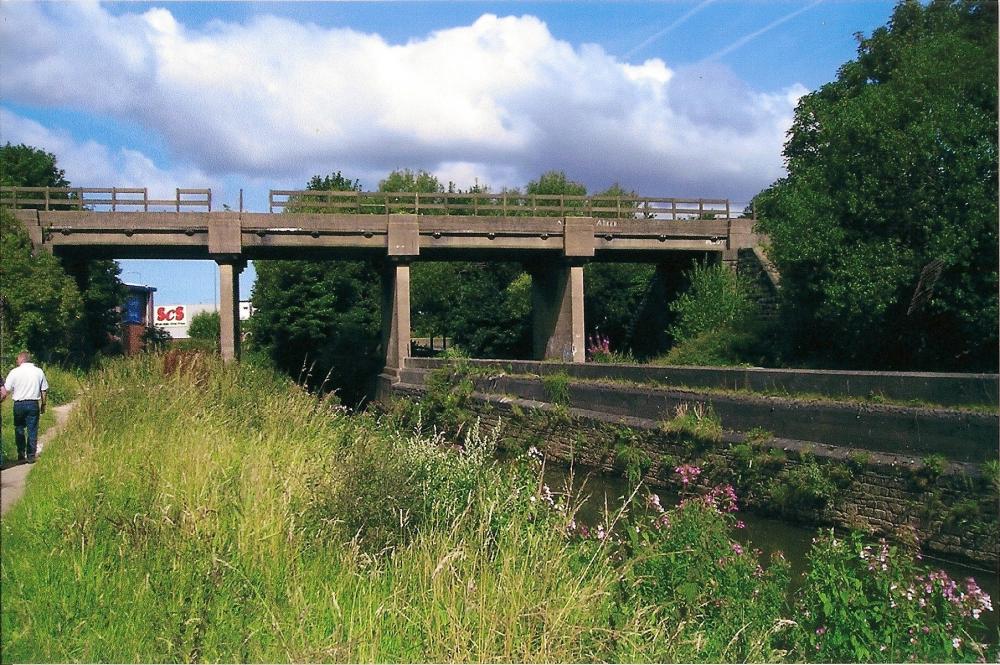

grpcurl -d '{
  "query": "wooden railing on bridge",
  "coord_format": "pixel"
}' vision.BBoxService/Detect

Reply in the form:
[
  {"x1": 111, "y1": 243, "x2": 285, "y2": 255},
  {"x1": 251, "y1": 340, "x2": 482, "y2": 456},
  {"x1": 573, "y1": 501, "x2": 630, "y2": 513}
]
[
  {"x1": 0, "y1": 187, "x2": 212, "y2": 212},
  {"x1": 1, "y1": 186, "x2": 752, "y2": 220},
  {"x1": 268, "y1": 190, "x2": 740, "y2": 220}
]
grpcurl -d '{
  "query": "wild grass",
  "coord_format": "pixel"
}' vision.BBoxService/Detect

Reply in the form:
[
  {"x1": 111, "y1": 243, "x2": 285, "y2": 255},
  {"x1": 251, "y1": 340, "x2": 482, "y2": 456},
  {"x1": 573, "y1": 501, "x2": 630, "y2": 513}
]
[
  {"x1": 0, "y1": 356, "x2": 624, "y2": 662},
  {"x1": 2, "y1": 355, "x2": 992, "y2": 663}
]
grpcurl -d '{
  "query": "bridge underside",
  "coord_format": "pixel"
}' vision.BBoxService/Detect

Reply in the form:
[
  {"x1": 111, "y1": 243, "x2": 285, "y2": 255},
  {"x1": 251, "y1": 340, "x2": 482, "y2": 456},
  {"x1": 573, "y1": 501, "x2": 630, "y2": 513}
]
[{"x1": 14, "y1": 209, "x2": 766, "y2": 372}]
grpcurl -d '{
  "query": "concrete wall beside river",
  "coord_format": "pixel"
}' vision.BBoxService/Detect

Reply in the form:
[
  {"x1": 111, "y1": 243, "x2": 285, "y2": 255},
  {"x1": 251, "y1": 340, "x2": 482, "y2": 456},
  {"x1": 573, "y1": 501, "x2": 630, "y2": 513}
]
[{"x1": 389, "y1": 359, "x2": 1000, "y2": 565}]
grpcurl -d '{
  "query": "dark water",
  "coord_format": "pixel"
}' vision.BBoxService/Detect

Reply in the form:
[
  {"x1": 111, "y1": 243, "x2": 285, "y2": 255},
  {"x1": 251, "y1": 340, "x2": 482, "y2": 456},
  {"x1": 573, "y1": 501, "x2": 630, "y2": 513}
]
[{"x1": 538, "y1": 461, "x2": 1000, "y2": 639}]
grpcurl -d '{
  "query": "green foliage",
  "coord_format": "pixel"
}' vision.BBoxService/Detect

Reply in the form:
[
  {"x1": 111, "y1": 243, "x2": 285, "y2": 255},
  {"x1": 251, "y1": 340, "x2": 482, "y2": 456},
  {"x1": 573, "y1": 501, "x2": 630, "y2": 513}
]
[
  {"x1": 411, "y1": 261, "x2": 532, "y2": 359},
  {"x1": 847, "y1": 449, "x2": 873, "y2": 471},
  {"x1": 0, "y1": 143, "x2": 69, "y2": 188},
  {"x1": 769, "y1": 461, "x2": 852, "y2": 514},
  {"x1": 754, "y1": 0, "x2": 999, "y2": 371},
  {"x1": 140, "y1": 325, "x2": 172, "y2": 352},
  {"x1": 612, "y1": 429, "x2": 651, "y2": 486},
  {"x1": 251, "y1": 257, "x2": 382, "y2": 406},
  {"x1": 541, "y1": 372, "x2": 572, "y2": 407},
  {"x1": 0, "y1": 210, "x2": 85, "y2": 364},
  {"x1": 379, "y1": 168, "x2": 443, "y2": 194},
  {"x1": 793, "y1": 530, "x2": 991, "y2": 662},
  {"x1": 3, "y1": 357, "x2": 996, "y2": 662},
  {"x1": 661, "y1": 262, "x2": 763, "y2": 366},
  {"x1": 909, "y1": 453, "x2": 947, "y2": 490},
  {"x1": 982, "y1": 459, "x2": 1000, "y2": 499},
  {"x1": 668, "y1": 263, "x2": 758, "y2": 343},
  {"x1": 186, "y1": 311, "x2": 220, "y2": 343},
  {"x1": 250, "y1": 172, "x2": 382, "y2": 405},
  {"x1": 0, "y1": 145, "x2": 125, "y2": 367},
  {"x1": 662, "y1": 402, "x2": 723, "y2": 444},
  {"x1": 621, "y1": 496, "x2": 791, "y2": 661}
]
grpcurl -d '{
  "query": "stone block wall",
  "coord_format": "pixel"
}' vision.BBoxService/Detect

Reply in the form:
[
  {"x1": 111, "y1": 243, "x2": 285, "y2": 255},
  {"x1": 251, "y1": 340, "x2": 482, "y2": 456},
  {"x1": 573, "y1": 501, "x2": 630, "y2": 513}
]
[{"x1": 391, "y1": 383, "x2": 999, "y2": 565}]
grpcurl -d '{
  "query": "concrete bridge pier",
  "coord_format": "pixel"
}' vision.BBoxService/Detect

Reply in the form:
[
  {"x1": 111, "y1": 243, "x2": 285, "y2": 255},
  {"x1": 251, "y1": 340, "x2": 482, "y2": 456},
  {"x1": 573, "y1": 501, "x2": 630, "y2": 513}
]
[
  {"x1": 216, "y1": 258, "x2": 246, "y2": 363},
  {"x1": 529, "y1": 262, "x2": 586, "y2": 363},
  {"x1": 381, "y1": 260, "x2": 412, "y2": 375}
]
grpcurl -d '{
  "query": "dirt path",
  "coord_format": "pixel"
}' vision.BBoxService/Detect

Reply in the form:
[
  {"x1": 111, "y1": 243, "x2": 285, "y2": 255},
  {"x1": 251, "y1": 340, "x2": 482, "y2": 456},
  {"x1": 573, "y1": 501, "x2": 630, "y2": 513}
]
[{"x1": 0, "y1": 401, "x2": 77, "y2": 517}]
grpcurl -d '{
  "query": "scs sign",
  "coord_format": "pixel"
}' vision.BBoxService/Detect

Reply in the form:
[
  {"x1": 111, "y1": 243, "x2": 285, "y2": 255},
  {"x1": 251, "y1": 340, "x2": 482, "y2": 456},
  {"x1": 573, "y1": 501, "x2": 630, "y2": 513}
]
[{"x1": 155, "y1": 305, "x2": 187, "y2": 328}]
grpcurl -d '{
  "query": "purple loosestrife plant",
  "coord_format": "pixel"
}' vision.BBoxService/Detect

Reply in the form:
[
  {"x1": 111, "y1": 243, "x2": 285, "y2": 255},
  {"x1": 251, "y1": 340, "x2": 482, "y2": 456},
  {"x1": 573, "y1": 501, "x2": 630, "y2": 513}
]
[
  {"x1": 618, "y1": 476, "x2": 791, "y2": 661},
  {"x1": 794, "y1": 530, "x2": 994, "y2": 662}
]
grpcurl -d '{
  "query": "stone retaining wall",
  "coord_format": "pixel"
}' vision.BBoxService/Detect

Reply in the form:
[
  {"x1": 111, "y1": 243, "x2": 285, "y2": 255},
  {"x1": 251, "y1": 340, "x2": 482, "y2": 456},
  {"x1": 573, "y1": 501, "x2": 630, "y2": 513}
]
[
  {"x1": 405, "y1": 358, "x2": 999, "y2": 408},
  {"x1": 390, "y1": 383, "x2": 999, "y2": 565}
]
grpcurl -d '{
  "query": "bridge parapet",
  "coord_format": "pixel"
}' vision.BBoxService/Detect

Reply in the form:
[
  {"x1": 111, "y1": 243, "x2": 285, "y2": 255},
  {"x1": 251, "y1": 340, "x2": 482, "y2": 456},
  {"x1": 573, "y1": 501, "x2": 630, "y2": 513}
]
[
  {"x1": 0, "y1": 186, "x2": 212, "y2": 212},
  {"x1": 269, "y1": 189, "x2": 743, "y2": 220}
]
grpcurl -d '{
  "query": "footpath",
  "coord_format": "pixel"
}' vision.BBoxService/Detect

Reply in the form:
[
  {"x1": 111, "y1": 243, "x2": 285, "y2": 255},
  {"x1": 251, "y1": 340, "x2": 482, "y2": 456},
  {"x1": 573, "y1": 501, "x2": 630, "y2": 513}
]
[{"x1": 0, "y1": 401, "x2": 77, "y2": 517}]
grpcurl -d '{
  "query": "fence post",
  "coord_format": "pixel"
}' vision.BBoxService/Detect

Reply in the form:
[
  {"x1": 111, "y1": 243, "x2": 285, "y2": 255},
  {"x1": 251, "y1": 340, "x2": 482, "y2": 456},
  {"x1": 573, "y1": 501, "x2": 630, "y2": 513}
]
[{"x1": 176, "y1": 188, "x2": 180, "y2": 213}]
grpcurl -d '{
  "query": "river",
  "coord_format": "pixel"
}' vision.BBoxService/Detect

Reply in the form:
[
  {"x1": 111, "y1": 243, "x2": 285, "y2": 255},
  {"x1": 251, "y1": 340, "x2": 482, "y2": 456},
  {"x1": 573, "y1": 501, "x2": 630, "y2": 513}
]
[{"x1": 540, "y1": 461, "x2": 1000, "y2": 640}]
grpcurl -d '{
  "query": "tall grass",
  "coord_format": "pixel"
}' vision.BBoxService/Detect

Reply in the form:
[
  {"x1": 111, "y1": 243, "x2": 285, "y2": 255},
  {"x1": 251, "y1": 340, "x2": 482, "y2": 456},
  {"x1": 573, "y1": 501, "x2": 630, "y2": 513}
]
[
  {"x1": 3, "y1": 356, "x2": 991, "y2": 662},
  {"x1": 0, "y1": 356, "x2": 624, "y2": 662}
]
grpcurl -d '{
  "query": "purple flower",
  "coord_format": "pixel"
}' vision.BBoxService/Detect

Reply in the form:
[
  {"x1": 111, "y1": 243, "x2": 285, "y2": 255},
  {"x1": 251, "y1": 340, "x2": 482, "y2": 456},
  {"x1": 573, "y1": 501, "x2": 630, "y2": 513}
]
[
  {"x1": 815, "y1": 626, "x2": 827, "y2": 636},
  {"x1": 731, "y1": 542, "x2": 744, "y2": 555},
  {"x1": 675, "y1": 464, "x2": 701, "y2": 486}
]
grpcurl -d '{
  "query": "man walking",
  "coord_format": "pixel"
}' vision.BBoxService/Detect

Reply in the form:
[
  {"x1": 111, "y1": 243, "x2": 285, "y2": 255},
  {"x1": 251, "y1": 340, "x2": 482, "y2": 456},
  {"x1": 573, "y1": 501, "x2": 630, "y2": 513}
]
[{"x1": 1, "y1": 352, "x2": 49, "y2": 463}]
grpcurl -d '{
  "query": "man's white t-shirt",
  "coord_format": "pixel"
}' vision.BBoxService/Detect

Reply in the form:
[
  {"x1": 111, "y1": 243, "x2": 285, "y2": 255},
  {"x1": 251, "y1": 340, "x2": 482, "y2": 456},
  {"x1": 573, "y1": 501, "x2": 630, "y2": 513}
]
[{"x1": 3, "y1": 362, "x2": 49, "y2": 401}]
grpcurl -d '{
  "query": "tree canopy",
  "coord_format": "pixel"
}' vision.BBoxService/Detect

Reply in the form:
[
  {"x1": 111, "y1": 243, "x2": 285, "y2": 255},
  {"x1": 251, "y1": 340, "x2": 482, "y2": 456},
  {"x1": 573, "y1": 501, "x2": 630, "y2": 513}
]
[
  {"x1": 0, "y1": 144, "x2": 125, "y2": 366},
  {"x1": 0, "y1": 143, "x2": 69, "y2": 188},
  {"x1": 754, "y1": 0, "x2": 998, "y2": 370}
]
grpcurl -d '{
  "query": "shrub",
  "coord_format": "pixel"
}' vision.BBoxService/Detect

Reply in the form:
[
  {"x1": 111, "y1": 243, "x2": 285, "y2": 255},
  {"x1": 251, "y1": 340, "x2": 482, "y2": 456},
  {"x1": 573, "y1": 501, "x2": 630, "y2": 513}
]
[
  {"x1": 541, "y1": 372, "x2": 571, "y2": 407},
  {"x1": 793, "y1": 530, "x2": 993, "y2": 662},
  {"x1": 187, "y1": 310, "x2": 220, "y2": 343},
  {"x1": 620, "y1": 478, "x2": 791, "y2": 662},
  {"x1": 662, "y1": 402, "x2": 723, "y2": 445}
]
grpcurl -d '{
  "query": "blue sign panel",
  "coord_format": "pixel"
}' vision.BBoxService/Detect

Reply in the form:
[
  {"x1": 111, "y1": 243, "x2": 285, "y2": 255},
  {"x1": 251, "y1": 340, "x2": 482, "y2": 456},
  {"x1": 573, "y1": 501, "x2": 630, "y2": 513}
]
[{"x1": 124, "y1": 293, "x2": 145, "y2": 324}]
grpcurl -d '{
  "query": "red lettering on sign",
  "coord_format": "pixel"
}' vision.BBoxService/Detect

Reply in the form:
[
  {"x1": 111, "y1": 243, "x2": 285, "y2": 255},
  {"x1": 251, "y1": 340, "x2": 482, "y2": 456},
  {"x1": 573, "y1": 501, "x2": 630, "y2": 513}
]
[{"x1": 155, "y1": 306, "x2": 185, "y2": 323}]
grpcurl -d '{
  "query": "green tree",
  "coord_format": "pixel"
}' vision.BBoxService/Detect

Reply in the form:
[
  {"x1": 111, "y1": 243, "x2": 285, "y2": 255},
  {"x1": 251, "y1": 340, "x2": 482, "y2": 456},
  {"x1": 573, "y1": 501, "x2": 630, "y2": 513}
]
[
  {"x1": 187, "y1": 310, "x2": 220, "y2": 342},
  {"x1": 379, "y1": 169, "x2": 443, "y2": 194},
  {"x1": 251, "y1": 172, "x2": 382, "y2": 405},
  {"x1": 1, "y1": 144, "x2": 125, "y2": 365},
  {"x1": 0, "y1": 210, "x2": 84, "y2": 364},
  {"x1": 0, "y1": 143, "x2": 69, "y2": 188},
  {"x1": 754, "y1": 0, "x2": 998, "y2": 370}
]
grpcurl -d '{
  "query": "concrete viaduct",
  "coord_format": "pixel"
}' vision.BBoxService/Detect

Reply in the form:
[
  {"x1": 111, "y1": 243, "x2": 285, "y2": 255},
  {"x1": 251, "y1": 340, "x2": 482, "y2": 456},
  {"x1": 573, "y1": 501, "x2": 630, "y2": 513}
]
[{"x1": 4, "y1": 186, "x2": 767, "y2": 383}]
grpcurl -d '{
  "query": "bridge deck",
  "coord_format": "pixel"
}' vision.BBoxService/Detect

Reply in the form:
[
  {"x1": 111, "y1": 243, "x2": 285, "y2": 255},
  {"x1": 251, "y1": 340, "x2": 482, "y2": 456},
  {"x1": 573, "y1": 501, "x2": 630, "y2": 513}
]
[{"x1": 13, "y1": 209, "x2": 741, "y2": 261}]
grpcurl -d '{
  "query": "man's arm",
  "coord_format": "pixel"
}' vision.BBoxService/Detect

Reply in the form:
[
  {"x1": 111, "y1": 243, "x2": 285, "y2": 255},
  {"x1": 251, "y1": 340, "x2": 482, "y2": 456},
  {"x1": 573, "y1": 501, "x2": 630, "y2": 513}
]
[
  {"x1": 0, "y1": 385, "x2": 7, "y2": 403},
  {"x1": 39, "y1": 389, "x2": 46, "y2": 414}
]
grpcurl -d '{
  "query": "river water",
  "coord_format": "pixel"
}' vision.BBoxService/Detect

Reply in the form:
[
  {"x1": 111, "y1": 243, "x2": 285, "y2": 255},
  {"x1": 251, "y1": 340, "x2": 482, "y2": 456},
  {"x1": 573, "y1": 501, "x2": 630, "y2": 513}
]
[{"x1": 539, "y1": 461, "x2": 1000, "y2": 639}]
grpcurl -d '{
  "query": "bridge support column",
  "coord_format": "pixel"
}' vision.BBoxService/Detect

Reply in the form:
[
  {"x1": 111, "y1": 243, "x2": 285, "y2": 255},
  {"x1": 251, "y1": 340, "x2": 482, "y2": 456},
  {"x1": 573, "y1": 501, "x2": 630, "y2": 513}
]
[
  {"x1": 530, "y1": 262, "x2": 586, "y2": 363},
  {"x1": 216, "y1": 259, "x2": 245, "y2": 363},
  {"x1": 381, "y1": 261, "x2": 412, "y2": 372}
]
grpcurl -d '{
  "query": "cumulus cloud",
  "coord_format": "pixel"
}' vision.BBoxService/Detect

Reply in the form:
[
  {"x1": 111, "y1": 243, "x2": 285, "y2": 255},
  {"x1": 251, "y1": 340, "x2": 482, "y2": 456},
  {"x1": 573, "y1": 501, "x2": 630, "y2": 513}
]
[
  {"x1": 0, "y1": 109, "x2": 217, "y2": 200},
  {"x1": 0, "y1": 2, "x2": 806, "y2": 201}
]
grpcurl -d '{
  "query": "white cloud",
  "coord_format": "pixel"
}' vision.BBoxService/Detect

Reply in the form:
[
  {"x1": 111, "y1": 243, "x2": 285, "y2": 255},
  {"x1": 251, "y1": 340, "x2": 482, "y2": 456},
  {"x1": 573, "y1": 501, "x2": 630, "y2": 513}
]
[
  {"x1": 0, "y1": 109, "x2": 216, "y2": 200},
  {"x1": 0, "y1": 3, "x2": 805, "y2": 200}
]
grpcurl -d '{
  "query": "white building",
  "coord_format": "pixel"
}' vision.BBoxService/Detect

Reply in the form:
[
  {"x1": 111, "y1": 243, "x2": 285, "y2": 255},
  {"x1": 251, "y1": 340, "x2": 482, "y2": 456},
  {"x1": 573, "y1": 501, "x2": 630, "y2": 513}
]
[{"x1": 153, "y1": 301, "x2": 254, "y2": 339}]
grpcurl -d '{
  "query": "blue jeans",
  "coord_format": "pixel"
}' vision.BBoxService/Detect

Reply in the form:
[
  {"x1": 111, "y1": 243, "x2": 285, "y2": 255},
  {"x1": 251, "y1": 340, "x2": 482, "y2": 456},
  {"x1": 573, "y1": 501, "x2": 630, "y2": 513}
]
[{"x1": 13, "y1": 401, "x2": 40, "y2": 460}]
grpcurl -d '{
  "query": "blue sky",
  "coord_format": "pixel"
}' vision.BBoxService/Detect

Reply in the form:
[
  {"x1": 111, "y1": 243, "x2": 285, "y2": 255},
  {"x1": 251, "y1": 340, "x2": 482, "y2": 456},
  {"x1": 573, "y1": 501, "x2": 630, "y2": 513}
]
[{"x1": 1, "y1": 0, "x2": 895, "y2": 304}]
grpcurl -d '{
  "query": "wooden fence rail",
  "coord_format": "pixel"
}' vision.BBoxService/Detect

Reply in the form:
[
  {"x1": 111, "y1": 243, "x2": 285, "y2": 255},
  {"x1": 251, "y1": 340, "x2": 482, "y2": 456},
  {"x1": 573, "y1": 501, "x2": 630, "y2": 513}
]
[
  {"x1": 0, "y1": 187, "x2": 212, "y2": 212},
  {"x1": 269, "y1": 190, "x2": 739, "y2": 219},
  {"x1": 0, "y1": 186, "x2": 752, "y2": 219}
]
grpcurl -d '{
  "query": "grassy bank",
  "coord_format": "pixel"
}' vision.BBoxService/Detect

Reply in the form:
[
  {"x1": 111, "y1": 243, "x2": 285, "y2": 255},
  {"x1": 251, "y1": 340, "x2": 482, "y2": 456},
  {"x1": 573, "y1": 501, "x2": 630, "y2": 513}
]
[
  {"x1": 1, "y1": 356, "x2": 993, "y2": 662},
  {"x1": 1, "y1": 364, "x2": 80, "y2": 463}
]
